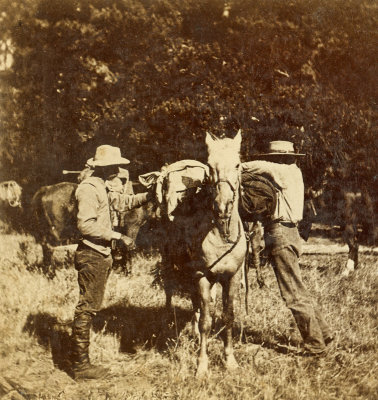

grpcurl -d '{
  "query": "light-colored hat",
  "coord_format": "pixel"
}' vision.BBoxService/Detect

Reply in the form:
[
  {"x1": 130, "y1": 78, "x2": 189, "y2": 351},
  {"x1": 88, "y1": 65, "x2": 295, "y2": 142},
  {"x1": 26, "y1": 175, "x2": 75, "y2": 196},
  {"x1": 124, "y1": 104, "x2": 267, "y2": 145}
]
[
  {"x1": 260, "y1": 141, "x2": 305, "y2": 156},
  {"x1": 87, "y1": 145, "x2": 130, "y2": 167}
]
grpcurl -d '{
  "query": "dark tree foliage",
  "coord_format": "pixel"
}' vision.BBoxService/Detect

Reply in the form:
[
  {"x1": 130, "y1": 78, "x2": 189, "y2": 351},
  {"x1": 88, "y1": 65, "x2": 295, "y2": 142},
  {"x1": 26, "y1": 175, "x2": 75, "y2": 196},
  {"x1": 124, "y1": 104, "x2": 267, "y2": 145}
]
[{"x1": 0, "y1": 0, "x2": 376, "y2": 195}]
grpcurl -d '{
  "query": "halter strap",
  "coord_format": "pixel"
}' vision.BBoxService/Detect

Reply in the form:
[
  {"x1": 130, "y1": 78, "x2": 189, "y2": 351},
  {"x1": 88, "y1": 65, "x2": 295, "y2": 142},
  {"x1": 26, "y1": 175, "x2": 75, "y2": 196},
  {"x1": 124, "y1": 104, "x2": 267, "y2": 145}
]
[
  {"x1": 207, "y1": 219, "x2": 242, "y2": 271},
  {"x1": 213, "y1": 179, "x2": 236, "y2": 193}
]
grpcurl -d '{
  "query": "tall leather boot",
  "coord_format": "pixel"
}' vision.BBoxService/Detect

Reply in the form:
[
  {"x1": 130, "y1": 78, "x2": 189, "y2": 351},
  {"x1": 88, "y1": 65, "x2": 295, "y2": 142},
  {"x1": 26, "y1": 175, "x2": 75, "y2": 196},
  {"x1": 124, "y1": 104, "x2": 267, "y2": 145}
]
[{"x1": 71, "y1": 312, "x2": 110, "y2": 380}]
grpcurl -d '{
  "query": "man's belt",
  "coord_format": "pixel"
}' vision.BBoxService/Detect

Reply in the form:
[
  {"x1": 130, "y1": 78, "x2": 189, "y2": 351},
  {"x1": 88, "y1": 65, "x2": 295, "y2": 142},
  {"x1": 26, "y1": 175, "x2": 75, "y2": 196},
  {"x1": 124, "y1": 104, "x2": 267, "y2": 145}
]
[{"x1": 82, "y1": 237, "x2": 111, "y2": 247}]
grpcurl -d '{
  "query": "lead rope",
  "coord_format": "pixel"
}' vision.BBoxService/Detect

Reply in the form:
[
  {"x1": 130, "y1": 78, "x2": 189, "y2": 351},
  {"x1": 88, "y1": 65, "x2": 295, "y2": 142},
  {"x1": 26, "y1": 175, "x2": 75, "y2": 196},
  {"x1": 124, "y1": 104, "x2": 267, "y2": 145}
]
[
  {"x1": 239, "y1": 177, "x2": 250, "y2": 315},
  {"x1": 244, "y1": 230, "x2": 250, "y2": 315},
  {"x1": 207, "y1": 220, "x2": 242, "y2": 270}
]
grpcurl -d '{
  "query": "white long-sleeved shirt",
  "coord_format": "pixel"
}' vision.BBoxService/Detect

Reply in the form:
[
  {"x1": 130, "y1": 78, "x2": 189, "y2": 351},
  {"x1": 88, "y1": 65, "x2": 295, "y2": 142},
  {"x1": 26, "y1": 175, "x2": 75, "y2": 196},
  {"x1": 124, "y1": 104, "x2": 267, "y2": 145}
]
[{"x1": 241, "y1": 160, "x2": 304, "y2": 223}]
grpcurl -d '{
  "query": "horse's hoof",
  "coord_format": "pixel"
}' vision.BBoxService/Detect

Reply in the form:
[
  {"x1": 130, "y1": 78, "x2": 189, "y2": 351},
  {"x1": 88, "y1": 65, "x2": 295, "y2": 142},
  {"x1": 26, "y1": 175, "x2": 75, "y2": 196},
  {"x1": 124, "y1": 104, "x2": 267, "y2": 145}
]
[
  {"x1": 225, "y1": 355, "x2": 239, "y2": 371},
  {"x1": 196, "y1": 359, "x2": 209, "y2": 378},
  {"x1": 195, "y1": 368, "x2": 209, "y2": 379},
  {"x1": 341, "y1": 259, "x2": 355, "y2": 278}
]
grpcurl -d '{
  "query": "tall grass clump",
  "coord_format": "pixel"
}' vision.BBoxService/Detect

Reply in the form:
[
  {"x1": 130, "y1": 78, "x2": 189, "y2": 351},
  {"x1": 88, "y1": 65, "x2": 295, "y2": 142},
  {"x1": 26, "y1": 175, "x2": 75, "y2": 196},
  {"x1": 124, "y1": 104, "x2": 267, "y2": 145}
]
[{"x1": 0, "y1": 232, "x2": 376, "y2": 399}]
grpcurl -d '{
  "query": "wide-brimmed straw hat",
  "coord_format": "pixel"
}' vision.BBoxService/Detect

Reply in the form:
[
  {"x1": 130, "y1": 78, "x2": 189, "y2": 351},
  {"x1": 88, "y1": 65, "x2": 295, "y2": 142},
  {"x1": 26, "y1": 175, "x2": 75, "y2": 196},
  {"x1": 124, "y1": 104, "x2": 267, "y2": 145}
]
[
  {"x1": 259, "y1": 141, "x2": 305, "y2": 156},
  {"x1": 87, "y1": 145, "x2": 130, "y2": 167}
]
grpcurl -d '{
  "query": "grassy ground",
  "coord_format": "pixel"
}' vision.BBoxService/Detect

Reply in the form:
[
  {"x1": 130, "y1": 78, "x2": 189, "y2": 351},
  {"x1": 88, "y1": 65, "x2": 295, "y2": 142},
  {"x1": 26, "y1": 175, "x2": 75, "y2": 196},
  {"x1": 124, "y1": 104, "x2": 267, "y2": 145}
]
[{"x1": 0, "y1": 232, "x2": 377, "y2": 400}]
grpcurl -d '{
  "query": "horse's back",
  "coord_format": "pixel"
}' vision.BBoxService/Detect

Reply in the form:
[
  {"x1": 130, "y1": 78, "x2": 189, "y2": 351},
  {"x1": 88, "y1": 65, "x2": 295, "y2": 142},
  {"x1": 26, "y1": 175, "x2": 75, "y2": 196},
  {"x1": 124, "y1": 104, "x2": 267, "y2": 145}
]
[{"x1": 31, "y1": 182, "x2": 78, "y2": 245}]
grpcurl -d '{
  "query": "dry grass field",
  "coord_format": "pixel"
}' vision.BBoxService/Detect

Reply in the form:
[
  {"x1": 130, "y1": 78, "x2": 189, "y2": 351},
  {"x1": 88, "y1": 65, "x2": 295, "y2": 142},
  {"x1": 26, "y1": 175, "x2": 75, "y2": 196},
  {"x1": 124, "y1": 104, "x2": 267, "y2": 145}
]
[{"x1": 0, "y1": 232, "x2": 377, "y2": 400}]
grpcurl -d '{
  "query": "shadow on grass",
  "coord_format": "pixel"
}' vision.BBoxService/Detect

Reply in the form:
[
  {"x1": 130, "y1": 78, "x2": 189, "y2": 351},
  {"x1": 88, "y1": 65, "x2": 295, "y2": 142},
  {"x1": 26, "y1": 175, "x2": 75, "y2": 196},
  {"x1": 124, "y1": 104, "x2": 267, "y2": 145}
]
[
  {"x1": 23, "y1": 303, "x2": 299, "y2": 373},
  {"x1": 23, "y1": 313, "x2": 72, "y2": 374},
  {"x1": 237, "y1": 324, "x2": 302, "y2": 355},
  {"x1": 23, "y1": 304, "x2": 193, "y2": 372},
  {"x1": 92, "y1": 303, "x2": 193, "y2": 352}
]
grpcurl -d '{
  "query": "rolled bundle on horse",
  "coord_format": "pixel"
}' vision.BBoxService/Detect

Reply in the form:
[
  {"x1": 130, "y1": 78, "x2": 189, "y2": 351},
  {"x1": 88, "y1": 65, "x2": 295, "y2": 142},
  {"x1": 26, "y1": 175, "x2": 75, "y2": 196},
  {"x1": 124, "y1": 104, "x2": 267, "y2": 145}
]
[
  {"x1": 239, "y1": 171, "x2": 279, "y2": 223},
  {"x1": 139, "y1": 159, "x2": 209, "y2": 222}
]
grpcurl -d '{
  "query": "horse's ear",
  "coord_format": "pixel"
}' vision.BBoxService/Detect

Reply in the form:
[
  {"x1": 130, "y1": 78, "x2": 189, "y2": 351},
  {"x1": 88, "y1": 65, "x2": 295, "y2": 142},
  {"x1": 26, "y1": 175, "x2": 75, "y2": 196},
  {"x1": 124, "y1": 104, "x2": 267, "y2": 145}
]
[
  {"x1": 205, "y1": 131, "x2": 216, "y2": 147},
  {"x1": 233, "y1": 129, "x2": 242, "y2": 148}
]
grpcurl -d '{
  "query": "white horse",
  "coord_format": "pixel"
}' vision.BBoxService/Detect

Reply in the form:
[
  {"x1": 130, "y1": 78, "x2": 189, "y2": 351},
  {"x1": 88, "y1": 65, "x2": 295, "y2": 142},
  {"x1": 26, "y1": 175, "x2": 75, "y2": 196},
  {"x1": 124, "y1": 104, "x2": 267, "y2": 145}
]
[{"x1": 157, "y1": 131, "x2": 246, "y2": 376}]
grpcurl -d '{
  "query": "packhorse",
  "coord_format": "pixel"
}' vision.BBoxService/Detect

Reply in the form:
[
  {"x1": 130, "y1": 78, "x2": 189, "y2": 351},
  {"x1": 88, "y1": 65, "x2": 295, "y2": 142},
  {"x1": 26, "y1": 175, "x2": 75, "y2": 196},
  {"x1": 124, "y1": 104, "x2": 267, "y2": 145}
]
[{"x1": 154, "y1": 131, "x2": 246, "y2": 376}]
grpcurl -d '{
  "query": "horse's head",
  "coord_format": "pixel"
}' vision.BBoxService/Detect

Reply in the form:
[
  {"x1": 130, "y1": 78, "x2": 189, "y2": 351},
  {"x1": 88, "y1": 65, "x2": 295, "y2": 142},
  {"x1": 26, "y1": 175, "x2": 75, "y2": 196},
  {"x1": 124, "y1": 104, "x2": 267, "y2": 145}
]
[{"x1": 205, "y1": 130, "x2": 242, "y2": 239}]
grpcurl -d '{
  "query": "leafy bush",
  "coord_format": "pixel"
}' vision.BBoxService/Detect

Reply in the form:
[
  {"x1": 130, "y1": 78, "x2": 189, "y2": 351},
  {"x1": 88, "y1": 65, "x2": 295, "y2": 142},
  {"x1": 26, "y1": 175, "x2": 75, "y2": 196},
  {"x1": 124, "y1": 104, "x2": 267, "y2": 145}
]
[{"x1": 0, "y1": 0, "x2": 376, "y2": 194}]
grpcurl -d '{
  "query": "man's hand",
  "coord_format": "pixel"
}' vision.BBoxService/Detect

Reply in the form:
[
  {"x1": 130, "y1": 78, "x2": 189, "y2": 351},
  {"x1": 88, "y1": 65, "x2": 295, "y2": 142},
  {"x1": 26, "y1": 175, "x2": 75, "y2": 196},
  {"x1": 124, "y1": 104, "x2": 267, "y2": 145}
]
[{"x1": 116, "y1": 235, "x2": 136, "y2": 251}]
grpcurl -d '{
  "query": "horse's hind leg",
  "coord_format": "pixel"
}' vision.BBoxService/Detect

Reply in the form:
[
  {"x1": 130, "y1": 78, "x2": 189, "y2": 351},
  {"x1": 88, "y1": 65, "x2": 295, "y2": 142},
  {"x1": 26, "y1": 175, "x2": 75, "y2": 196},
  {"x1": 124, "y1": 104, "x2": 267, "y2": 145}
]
[
  {"x1": 342, "y1": 223, "x2": 358, "y2": 277},
  {"x1": 196, "y1": 276, "x2": 212, "y2": 377},
  {"x1": 41, "y1": 242, "x2": 55, "y2": 277},
  {"x1": 221, "y1": 274, "x2": 239, "y2": 371}
]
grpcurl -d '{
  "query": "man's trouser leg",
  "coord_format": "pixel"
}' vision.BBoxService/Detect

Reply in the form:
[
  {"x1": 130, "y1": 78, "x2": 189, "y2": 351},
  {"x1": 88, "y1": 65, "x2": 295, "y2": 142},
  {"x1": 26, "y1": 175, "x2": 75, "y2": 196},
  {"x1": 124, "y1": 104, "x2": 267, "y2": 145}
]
[
  {"x1": 71, "y1": 245, "x2": 112, "y2": 379},
  {"x1": 271, "y1": 246, "x2": 328, "y2": 354}
]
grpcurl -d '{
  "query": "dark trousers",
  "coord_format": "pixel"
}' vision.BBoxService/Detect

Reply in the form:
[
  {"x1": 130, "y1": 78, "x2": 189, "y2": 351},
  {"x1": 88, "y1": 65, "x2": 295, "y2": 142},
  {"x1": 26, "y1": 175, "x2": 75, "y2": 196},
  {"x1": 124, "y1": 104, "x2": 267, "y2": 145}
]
[
  {"x1": 74, "y1": 244, "x2": 112, "y2": 317},
  {"x1": 71, "y1": 244, "x2": 112, "y2": 367},
  {"x1": 265, "y1": 224, "x2": 331, "y2": 353}
]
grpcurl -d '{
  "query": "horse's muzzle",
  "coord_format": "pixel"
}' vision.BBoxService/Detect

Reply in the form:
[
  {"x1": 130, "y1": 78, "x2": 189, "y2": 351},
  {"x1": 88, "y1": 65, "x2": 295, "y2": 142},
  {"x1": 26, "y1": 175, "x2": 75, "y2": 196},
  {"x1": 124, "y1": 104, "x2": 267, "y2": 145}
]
[{"x1": 216, "y1": 215, "x2": 232, "y2": 239}]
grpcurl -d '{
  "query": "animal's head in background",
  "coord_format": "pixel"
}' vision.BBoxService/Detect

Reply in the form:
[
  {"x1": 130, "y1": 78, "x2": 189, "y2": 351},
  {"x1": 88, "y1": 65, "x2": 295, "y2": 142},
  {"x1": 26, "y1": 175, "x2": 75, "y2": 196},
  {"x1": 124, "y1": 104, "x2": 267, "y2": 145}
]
[
  {"x1": 0, "y1": 181, "x2": 23, "y2": 208},
  {"x1": 205, "y1": 130, "x2": 242, "y2": 238}
]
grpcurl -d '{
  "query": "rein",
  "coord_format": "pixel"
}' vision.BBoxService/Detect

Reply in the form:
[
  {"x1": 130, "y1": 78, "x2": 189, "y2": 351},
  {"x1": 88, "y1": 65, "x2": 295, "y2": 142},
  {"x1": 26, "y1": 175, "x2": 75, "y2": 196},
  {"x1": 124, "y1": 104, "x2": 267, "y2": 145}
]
[
  {"x1": 211, "y1": 179, "x2": 238, "y2": 205},
  {"x1": 209, "y1": 174, "x2": 252, "y2": 315},
  {"x1": 208, "y1": 176, "x2": 239, "y2": 243},
  {"x1": 206, "y1": 173, "x2": 242, "y2": 271},
  {"x1": 213, "y1": 178, "x2": 237, "y2": 193},
  {"x1": 207, "y1": 219, "x2": 242, "y2": 271}
]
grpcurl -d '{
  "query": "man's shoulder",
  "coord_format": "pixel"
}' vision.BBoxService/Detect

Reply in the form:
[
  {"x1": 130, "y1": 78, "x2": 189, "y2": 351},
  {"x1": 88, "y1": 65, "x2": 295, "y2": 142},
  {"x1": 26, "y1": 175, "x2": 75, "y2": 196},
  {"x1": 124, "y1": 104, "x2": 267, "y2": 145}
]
[
  {"x1": 79, "y1": 176, "x2": 104, "y2": 186},
  {"x1": 242, "y1": 160, "x2": 285, "y2": 176},
  {"x1": 242, "y1": 160, "x2": 269, "y2": 169},
  {"x1": 76, "y1": 177, "x2": 106, "y2": 195}
]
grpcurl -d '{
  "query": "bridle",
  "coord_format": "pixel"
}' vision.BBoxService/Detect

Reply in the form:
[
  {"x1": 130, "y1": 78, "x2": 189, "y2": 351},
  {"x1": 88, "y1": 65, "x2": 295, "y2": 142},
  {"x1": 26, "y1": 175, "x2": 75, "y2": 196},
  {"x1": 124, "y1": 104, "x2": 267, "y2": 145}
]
[
  {"x1": 201, "y1": 173, "x2": 243, "y2": 274},
  {"x1": 207, "y1": 173, "x2": 241, "y2": 244},
  {"x1": 212, "y1": 178, "x2": 238, "y2": 195}
]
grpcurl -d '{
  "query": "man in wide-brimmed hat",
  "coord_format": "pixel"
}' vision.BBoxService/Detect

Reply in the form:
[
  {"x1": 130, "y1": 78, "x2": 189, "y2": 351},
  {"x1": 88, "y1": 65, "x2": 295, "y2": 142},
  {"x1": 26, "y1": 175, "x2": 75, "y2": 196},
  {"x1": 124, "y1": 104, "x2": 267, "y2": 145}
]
[
  {"x1": 242, "y1": 141, "x2": 333, "y2": 356},
  {"x1": 71, "y1": 145, "x2": 152, "y2": 380}
]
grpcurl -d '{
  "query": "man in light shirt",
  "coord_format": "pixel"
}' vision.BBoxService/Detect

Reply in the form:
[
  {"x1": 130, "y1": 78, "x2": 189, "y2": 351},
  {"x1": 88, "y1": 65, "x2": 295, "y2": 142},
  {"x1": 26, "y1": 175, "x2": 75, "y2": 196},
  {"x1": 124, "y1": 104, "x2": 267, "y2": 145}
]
[
  {"x1": 71, "y1": 145, "x2": 151, "y2": 380},
  {"x1": 242, "y1": 141, "x2": 333, "y2": 356}
]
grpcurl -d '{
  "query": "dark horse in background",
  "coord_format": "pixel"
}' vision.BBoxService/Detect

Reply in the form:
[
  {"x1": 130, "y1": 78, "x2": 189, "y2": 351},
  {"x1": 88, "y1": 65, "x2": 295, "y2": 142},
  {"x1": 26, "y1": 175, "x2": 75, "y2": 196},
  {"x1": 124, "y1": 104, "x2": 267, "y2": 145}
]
[
  {"x1": 336, "y1": 186, "x2": 376, "y2": 275},
  {"x1": 313, "y1": 179, "x2": 376, "y2": 275},
  {"x1": 30, "y1": 179, "x2": 157, "y2": 271}
]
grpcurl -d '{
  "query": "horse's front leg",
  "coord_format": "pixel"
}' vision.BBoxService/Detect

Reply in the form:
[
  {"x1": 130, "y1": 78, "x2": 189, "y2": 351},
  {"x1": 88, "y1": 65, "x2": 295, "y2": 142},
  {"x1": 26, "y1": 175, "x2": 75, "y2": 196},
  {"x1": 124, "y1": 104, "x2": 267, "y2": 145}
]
[
  {"x1": 191, "y1": 284, "x2": 217, "y2": 341},
  {"x1": 222, "y1": 274, "x2": 239, "y2": 371},
  {"x1": 190, "y1": 289, "x2": 201, "y2": 340},
  {"x1": 196, "y1": 276, "x2": 212, "y2": 377}
]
